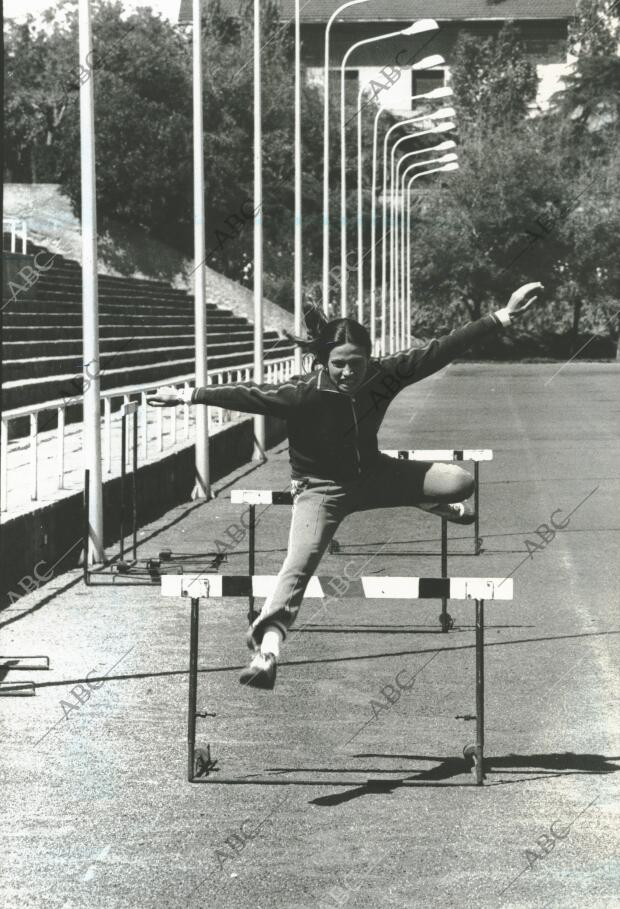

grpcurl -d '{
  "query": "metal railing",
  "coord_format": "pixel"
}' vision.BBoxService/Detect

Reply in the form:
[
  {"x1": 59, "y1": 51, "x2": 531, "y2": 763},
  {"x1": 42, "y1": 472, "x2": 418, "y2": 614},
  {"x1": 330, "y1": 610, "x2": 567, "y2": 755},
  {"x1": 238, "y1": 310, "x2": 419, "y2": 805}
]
[
  {"x1": 1, "y1": 355, "x2": 299, "y2": 512},
  {"x1": 2, "y1": 219, "x2": 28, "y2": 254}
]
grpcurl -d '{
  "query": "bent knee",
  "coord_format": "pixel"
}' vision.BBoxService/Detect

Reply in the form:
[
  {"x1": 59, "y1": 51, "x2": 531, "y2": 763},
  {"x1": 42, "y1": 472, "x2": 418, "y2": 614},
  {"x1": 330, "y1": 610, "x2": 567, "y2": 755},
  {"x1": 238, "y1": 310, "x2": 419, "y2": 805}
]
[
  {"x1": 457, "y1": 469, "x2": 475, "y2": 500},
  {"x1": 428, "y1": 464, "x2": 474, "y2": 502}
]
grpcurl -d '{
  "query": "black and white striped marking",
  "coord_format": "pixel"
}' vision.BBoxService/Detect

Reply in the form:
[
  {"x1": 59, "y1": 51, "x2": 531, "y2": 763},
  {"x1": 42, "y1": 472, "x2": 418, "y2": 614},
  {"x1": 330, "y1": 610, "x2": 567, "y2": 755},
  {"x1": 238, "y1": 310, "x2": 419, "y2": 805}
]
[
  {"x1": 161, "y1": 575, "x2": 512, "y2": 600},
  {"x1": 230, "y1": 489, "x2": 293, "y2": 505},
  {"x1": 382, "y1": 449, "x2": 493, "y2": 462}
]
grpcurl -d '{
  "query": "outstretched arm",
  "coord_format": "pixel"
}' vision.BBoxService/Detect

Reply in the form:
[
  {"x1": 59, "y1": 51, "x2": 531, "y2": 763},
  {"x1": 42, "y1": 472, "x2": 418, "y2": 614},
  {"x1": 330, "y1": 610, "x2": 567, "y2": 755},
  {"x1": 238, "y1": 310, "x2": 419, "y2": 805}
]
[
  {"x1": 382, "y1": 282, "x2": 544, "y2": 384},
  {"x1": 147, "y1": 376, "x2": 303, "y2": 418}
]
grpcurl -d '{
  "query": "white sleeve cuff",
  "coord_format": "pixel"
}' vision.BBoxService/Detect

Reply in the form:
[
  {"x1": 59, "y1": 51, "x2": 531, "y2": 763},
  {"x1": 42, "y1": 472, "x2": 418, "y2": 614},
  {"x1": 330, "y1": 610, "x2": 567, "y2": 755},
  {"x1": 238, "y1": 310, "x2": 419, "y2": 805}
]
[
  {"x1": 180, "y1": 386, "x2": 194, "y2": 404},
  {"x1": 493, "y1": 307, "x2": 512, "y2": 327}
]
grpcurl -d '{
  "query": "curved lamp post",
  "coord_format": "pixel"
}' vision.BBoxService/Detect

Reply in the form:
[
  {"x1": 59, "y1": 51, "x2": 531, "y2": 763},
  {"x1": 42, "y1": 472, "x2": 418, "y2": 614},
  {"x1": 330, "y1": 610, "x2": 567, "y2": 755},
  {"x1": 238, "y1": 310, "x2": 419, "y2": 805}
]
[
  {"x1": 388, "y1": 107, "x2": 455, "y2": 349},
  {"x1": 378, "y1": 67, "x2": 450, "y2": 352},
  {"x1": 392, "y1": 142, "x2": 456, "y2": 341},
  {"x1": 322, "y1": 0, "x2": 372, "y2": 314},
  {"x1": 402, "y1": 161, "x2": 460, "y2": 348},
  {"x1": 368, "y1": 86, "x2": 450, "y2": 351},
  {"x1": 339, "y1": 19, "x2": 439, "y2": 317},
  {"x1": 398, "y1": 153, "x2": 457, "y2": 347}
]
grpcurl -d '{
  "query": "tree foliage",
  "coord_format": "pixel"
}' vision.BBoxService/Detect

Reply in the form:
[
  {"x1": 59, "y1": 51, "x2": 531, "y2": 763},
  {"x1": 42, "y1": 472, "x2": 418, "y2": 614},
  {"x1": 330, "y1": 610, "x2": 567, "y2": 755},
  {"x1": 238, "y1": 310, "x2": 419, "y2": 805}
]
[{"x1": 449, "y1": 22, "x2": 538, "y2": 128}]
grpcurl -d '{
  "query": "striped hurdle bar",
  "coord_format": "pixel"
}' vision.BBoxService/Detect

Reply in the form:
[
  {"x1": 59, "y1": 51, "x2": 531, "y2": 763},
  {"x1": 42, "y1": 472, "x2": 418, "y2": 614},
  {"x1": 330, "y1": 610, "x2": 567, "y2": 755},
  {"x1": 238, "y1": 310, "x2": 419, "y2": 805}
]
[
  {"x1": 231, "y1": 448, "x2": 493, "y2": 632},
  {"x1": 160, "y1": 573, "x2": 513, "y2": 786}
]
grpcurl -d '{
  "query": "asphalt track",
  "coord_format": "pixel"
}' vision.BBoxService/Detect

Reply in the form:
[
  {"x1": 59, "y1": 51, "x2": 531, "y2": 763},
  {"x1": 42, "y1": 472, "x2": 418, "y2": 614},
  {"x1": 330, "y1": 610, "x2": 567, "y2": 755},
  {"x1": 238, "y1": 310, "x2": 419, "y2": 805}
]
[{"x1": 2, "y1": 362, "x2": 618, "y2": 909}]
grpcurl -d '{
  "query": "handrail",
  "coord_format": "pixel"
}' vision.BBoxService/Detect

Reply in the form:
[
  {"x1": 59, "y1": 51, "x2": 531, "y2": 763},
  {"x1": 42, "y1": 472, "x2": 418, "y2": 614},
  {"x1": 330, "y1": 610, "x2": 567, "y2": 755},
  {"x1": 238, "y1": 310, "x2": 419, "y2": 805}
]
[
  {"x1": 2, "y1": 218, "x2": 28, "y2": 254},
  {"x1": 1, "y1": 354, "x2": 298, "y2": 512}
]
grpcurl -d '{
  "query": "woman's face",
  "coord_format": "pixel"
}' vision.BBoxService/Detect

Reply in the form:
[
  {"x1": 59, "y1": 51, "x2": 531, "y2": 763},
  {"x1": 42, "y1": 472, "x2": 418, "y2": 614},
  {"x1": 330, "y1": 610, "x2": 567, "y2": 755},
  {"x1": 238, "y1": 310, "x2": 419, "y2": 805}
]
[{"x1": 327, "y1": 342, "x2": 369, "y2": 395}]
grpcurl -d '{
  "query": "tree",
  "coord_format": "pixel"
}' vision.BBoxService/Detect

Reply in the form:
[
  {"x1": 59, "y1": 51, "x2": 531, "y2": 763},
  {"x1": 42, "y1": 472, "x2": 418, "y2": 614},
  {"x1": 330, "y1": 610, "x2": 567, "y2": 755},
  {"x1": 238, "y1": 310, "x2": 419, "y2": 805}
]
[
  {"x1": 448, "y1": 21, "x2": 538, "y2": 129},
  {"x1": 551, "y1": 0, "x2": 620, "y2": 157}
]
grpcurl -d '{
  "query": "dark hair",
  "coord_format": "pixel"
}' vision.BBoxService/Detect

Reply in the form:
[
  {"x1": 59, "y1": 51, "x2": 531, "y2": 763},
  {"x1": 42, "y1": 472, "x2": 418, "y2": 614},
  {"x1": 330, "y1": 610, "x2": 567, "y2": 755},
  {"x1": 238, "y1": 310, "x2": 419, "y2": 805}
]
[{"x1": 284, "y1": 304, "x2": 372, "y2": 367}]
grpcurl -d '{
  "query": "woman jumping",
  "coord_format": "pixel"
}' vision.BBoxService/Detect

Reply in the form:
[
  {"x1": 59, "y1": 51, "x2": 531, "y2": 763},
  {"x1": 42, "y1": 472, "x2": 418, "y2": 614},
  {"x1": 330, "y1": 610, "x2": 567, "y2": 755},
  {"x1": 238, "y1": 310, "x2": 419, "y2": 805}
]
[{"x1": 149, "y1": 281, "x2": 543, "y2": 690}]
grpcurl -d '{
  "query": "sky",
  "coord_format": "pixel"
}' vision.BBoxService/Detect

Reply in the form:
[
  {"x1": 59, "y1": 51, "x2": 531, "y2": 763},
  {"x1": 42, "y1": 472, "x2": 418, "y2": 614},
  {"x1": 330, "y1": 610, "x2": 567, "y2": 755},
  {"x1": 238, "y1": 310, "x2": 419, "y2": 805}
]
[{"x1": 4, "y1": 0, "x2": 181, "y2": 24}]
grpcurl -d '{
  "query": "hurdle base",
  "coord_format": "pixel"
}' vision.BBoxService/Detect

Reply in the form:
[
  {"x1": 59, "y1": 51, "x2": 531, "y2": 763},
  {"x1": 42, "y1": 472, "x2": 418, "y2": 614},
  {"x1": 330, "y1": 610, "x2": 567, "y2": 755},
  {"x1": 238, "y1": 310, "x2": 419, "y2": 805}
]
[
  {"x1": 0, "y1": 681, "x2": 36, "y2": 696},
  {"x1": 0, "y1": 656, "x2": 50, "y2": 671}
]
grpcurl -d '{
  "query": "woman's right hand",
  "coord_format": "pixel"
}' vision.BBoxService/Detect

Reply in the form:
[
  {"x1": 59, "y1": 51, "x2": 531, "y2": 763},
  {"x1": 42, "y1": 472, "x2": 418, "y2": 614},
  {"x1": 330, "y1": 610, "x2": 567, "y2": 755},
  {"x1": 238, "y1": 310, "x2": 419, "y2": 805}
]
[{"x1": 147, "y1": 385, "x2": 184, "y2": 407}]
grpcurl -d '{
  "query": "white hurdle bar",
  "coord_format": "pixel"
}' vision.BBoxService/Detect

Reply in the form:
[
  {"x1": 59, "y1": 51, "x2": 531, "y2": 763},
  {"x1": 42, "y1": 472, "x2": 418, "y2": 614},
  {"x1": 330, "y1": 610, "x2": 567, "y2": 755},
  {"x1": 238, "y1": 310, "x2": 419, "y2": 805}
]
[
  {"x1": 161, "y1": 574, "x2": 513, "y2": 786},
  {"x1": 231, "y1": 449, "x2": 493, "y2": 630}
]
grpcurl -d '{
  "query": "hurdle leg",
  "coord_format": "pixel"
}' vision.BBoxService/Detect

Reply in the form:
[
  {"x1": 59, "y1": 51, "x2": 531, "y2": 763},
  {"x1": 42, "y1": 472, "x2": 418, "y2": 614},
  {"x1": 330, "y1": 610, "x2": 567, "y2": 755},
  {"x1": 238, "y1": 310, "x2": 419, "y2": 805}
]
[
  {"x1": 248, "y1": 504, "x2": 256, "y2": 623},
  {"x1": 83, "y1": 469, "x2": 90, "y2": 584},
  {"x1": 131, "y1": 408, "x2": 138, "y2": 562},
  {"x1": 474, "y1": 462, "x2": 481, "y2": 555},
  {"x1": 187, "y1": 597, "x2": 200, "y2": 782},
  {"x1": 439, "y1": 518, "x2": 452, "y2": 631},
  {"x1": 475, "y1": 598, "x2": 485, "y2": 784},
  {"x1": 119, "y1": 413, "x2": 126, "y2": 563}
]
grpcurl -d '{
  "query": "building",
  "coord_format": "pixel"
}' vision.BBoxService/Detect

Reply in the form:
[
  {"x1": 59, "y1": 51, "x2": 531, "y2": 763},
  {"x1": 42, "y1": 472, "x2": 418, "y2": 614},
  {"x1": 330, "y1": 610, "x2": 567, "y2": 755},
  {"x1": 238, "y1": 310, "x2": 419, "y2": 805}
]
[{"x1": 178, "y1": 0, "x2": 577, "y2": 112}]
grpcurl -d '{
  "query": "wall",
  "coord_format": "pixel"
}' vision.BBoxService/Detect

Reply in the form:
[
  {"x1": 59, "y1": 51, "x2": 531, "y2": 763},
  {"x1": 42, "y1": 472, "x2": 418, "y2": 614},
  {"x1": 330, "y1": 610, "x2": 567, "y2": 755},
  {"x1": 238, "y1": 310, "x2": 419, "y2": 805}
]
[{"x1": 302, "y1": 19, "x2": 570, "y2": 110}]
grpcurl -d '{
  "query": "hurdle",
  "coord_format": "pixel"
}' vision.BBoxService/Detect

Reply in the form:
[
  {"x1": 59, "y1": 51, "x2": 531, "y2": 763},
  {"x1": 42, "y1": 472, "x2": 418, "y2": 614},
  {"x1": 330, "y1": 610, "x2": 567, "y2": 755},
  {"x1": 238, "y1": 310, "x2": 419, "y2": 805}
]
[
  {"x1": 160, "y1": 573, "x2": 513, "y2": 786},
  {"x1": 84, "y1": 401, "x2": 143, "y2": 584},
  {"x1": 231, "y1": 448, "x2": 493, "y2": 631}
]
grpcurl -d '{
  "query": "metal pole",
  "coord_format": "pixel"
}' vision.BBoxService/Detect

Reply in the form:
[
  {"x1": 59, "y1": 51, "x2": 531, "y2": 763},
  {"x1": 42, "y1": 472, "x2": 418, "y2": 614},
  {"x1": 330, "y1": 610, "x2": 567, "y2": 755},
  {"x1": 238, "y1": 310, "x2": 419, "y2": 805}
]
[
  {"x1": 474, "y1": 461, "x2": 481, "y2": 555},
  {"x1": 248, "y1": 504, "x2": 256, "y2": 623},
  {"x1": 340, "y1": 58, "x2": 348, "y2": 316},
  {"x1": 192, "y1": 0, "x2": 210, "y2": 499},
  {"x1": 187, "y1": 598, "x2": 200, "y2": 782},
  {"x1": 475, "y1": 598, "x2": 485, "y2": 785},
  {"x1": 79, "y1": 0, "x2": 103, "y2": 563},
  {"x1": 356, "y1": 84, "x2": 364, "y2": 323},
  {"x1": 253, "y1": 0, "x2": 265, "y2": 459},
  {"x1": 440, "y1": 517, "x2": 448, "y2": 632},
  {"x1": 406, "y1": 184, "x2": 411, "y2": 347},
  {"x1": 322, "y1": 12, "x2": 331, "y2": 314},
  {"x1": 323, "y1": 1, "x2": 372, "y2": 315},
  {"x1": 132, "y1": 410, "x2": 138, "y2": 561},
  {"x1": 120, "y1": 412, "x2": 126, "y2": 563},
  {"x1": 83, "y1": 469, "x2": 90, "y2": 585},
  {"x1": 370, "y1": 108, "x2": 382, "y2": 351},
  {"x1": 293, "y1": 0, "x2": 303, "y2": 373}
]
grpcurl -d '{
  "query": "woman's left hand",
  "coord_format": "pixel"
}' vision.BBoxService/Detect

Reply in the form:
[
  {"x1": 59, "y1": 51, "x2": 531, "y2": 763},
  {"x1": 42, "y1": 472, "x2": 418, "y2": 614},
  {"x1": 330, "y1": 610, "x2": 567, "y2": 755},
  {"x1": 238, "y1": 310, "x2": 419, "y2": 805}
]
[{"x1": 506, "y1": 282, "x2": 544, "y2": 317}]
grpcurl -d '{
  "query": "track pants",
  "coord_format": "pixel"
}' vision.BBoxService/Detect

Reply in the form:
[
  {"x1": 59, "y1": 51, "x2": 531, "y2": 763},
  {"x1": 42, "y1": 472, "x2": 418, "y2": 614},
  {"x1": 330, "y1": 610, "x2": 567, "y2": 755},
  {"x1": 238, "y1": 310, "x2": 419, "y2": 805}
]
[{"x1": 249, "y1": 453, "x2": 475, "y2": 646}]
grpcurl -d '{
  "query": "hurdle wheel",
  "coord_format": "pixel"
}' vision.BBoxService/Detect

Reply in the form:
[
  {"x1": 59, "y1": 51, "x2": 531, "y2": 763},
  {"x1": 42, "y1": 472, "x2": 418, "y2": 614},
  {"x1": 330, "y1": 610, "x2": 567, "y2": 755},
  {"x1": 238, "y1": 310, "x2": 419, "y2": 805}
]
[
  {"x1": 194, "y1": 746, "x2": 218, "y2": 778},
  {"x1": 463, "y1": 743, "x2": 478, "y2": 776},
  {"x1": 439, "y1": 612, "x2": 454, "y2": 631},
  {"x1": 159, "y1": 549, "x2": 172, "y2": 561},
  {"x1": 115, "y1": 561, "x2": 131, "y2": 574}
]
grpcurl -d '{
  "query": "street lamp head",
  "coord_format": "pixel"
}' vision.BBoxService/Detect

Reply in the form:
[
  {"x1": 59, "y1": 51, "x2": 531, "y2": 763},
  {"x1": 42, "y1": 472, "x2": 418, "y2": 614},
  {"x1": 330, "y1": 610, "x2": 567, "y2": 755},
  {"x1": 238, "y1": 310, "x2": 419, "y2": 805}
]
[
  {"x1": 430, "y1": 106, "x2": 456, "y2": 120},
  {"x1": 438, "y1": 152, "x2": 458, "y2": 163},
  {"x1": 401, "y1": 19, "x2": 439, "y2": 36},
  {"x1": 425, "y1": 86, "x2": 454, "y2": 100},
  {"x1": 435, "y1": 139, "x2": 457, "y2": 151},
  {"x1": 413, "y1": 54, "x2": 445, "y2": 70},
  {"x1": 440, "y1": 162, "x2": 460, "y2": 172},
  {"x1": 432, "y1": 121, "x2": 456, "y2": 133}
]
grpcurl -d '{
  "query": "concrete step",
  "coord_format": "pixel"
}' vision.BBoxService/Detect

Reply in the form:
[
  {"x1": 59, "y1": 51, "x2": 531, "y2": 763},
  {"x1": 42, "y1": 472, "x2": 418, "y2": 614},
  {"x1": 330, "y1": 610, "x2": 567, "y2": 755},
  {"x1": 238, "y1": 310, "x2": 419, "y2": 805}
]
[
  {"x1": 4, "y1": 338, "x2": 288, "y2": 381},
  {"x1": 3, "y1": 343, "x2": 295, "y2": 410},
  {"x1": 2, "y1": 322, "x2": 264, "y2": 342},
  {"x1": 3, "y1": 329, "x2": 279, "y2": 357},
  {"x1": 11, "y1": 285, "x2": 195, "y2": 306},
  {"x1": 2, "y1": 312, "x2": 247, "y2": 327},
  {"x1": 39, "y1": 263, "x2": 186, "y2": 293},
  {"x1": 3, "y1": 292, "x2": 196, "y2": 314}
]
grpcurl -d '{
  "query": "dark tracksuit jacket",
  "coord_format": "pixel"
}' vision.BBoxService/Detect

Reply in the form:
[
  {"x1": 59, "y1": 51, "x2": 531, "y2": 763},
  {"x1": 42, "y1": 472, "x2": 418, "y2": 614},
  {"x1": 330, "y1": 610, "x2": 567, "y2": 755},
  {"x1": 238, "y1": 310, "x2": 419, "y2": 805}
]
[{"x1": 191, "y1": 314, "x2": 505, "y2": 485}]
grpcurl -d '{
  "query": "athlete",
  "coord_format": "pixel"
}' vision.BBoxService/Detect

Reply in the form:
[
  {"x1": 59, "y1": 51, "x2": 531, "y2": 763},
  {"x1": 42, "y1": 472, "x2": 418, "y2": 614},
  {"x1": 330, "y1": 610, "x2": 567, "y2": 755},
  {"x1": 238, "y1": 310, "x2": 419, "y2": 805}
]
[{"x1": 149, "y1": 281, "x2": 543, "y2": 689}]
